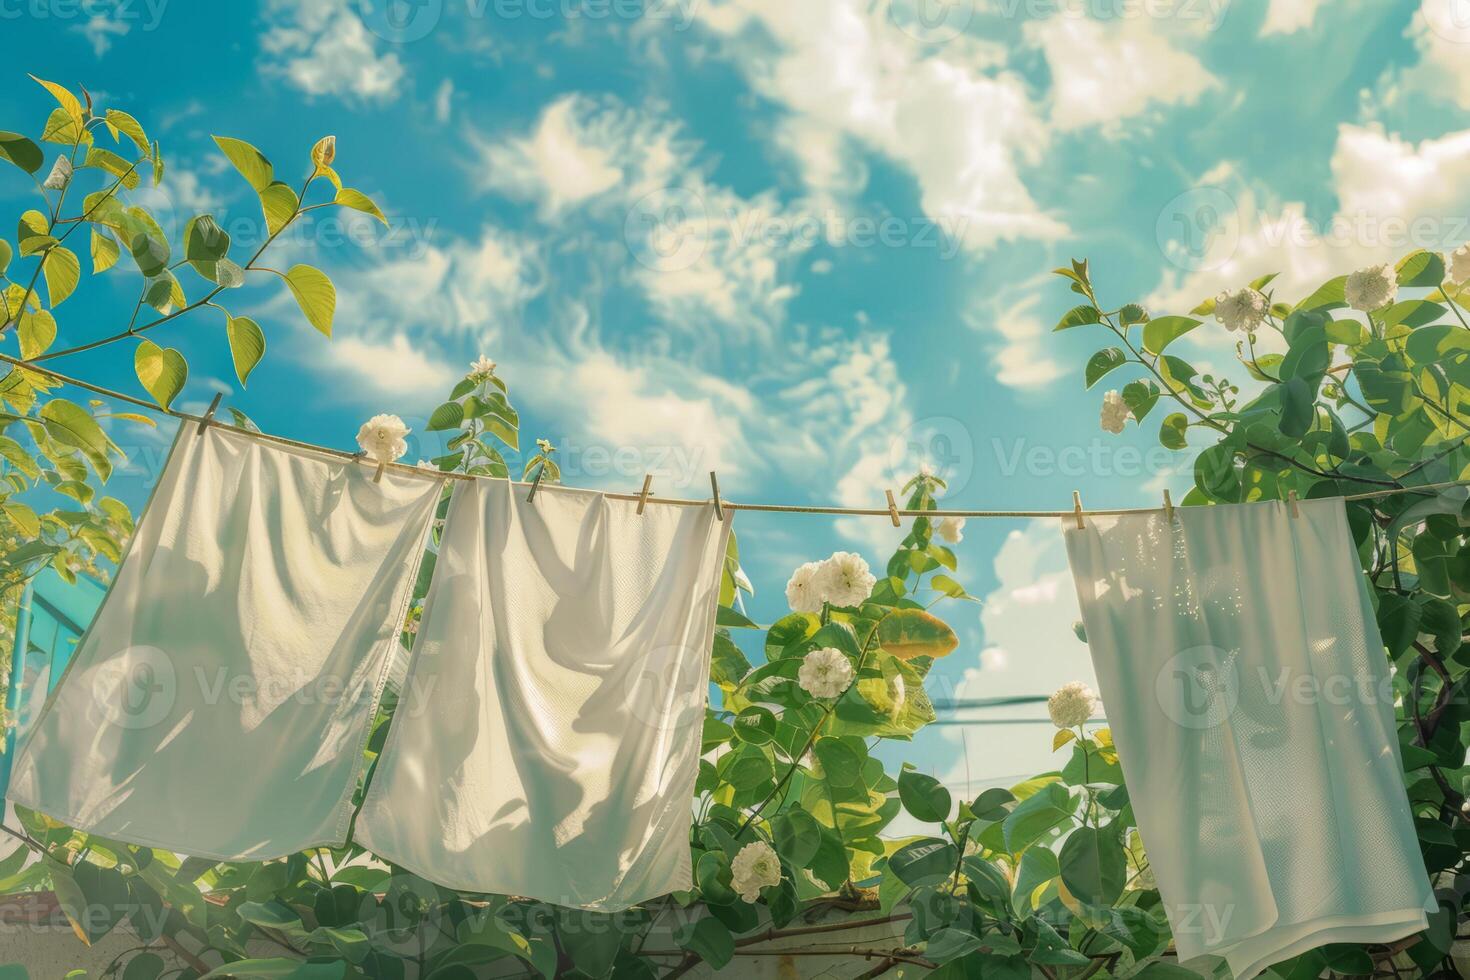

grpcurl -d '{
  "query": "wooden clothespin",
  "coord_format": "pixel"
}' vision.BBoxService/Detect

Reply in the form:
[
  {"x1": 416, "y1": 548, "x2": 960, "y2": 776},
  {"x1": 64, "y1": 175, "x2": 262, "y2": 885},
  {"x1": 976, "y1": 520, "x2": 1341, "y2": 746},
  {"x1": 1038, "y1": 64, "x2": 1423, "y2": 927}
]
[
  {"x1": 1162, "y1": 489, "x2": 1175, "y2": 523},
  {"x1": 710, "y1": 471, "x2": 725, "y2": 522},
  {"x1": 1287, "y1": 489, "x2": 1299, "y2": 518},
  {"x1": 1072, "y1": 490, "x2": 1085, "y2": 530},
  {"x1": 526, "y1": 462, "x2": 547, "y2": 503},
  {"x1": 373, "y1": 460, "x2": 386, "y2": 484},
  {"x1": 885, "y1": 489, "x2": 901, "y2": 527},
  {"x1": 196, "y1": 392, "x2": 223, "y2": 436},
  {"x1": 636, "y1": 474, "x2": 654, "y2": 515}
]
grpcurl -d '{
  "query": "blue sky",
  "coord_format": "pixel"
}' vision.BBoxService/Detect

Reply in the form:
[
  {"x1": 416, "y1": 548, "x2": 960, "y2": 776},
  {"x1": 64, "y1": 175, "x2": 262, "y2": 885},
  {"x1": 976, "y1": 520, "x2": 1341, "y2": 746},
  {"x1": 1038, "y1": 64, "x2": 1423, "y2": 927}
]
[{"x1": 5, "y1": 0, "x2": 1470, "y2": 798}]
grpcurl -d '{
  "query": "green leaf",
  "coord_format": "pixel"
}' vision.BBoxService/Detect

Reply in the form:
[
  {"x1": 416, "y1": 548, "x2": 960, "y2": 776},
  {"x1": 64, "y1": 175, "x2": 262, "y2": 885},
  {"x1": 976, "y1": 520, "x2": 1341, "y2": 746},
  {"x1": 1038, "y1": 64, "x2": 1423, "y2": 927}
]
[
  {"x1": 1159, "y1": 412, "x2": 1188, "y2": 450},
  {"x1": 897, "y1": 764, "x2": 952, "y2": 822},
  {"x1": 733, "y1": 706, "x2": 777, "y2": 745},
  {"x1": 1294, "y1": 275, "x2": 1346, "y2": 311},
  {"x1": 134, "y1": 339, "x2": 188, "y2": 410},
  {"x1": 43, "y1": 246, "x2": 80, "y2": 307},
  {"x1": 121, "y1": 952, "x2": 166, "y2": 980},
  {"x1": 716, "y1": 604, "x2": 759, "y2": 629},
  {"x1": 212, "y1": 135, "x2": 274, "y2": 192},
  {"x1": 813, "y1": 737, "x2": 863, "y2": 787},
  {"x1": 1054, "y1": 305, "x2": 1101, "y2": 331},
  {"x1": 888, "y1": 837, "x2": 957, "y2": 887},
  {"x1": 40, "y1": 108, "x2": 88, "y2": 146},
  {"x1": 1084, "y1": 347, "x2": 1126, "y2": 389},
  {"x1": 1002, "y1": 782, "x2": 1075, "y2": 853},
  {"x1": 90, "y1": 229, "x2": 119, "y2": 274},
  {"x1": 121, "y1": 209, "x2": 170, "y2": 278},
  {"x1": 876, "y1": 608, "x2": 958, "y2": 661},
  {"x1": 104, "y1": 109, "x2": 149, "y2": 156},
  {"x1": 17, "y1": 310, "x2": 57, "y2": 360},
  {"x1": 0, "y1": 238, "x2": 10, "y2": 276},
  {"x1": 30, "y1": 75, "x2": 84, "y2": 129},
  {"x1": 260, "y1": 181, "x2": 299, "y2": 236},
  {"x1": 283, "y1": 264, "x2": 336, "y2": 336},
  {"x1": 1011, "y1": 846, "x2": 1059, "y2": 910},
  {"x1": 0, "y1": 132, "x2": 43, "y2": 174},
  {"x1": 1121, "y1": 379, "x2": 1159, "y2": 421},
  {"x1": 83, "y1": 146, "x2": 141, "y2": 189},
  {"x1": 1141, "y1": 315, "x2": 1201, "y2": 356},
  {"x1": 184, "y1": 214, "x2": 231, "y2": 269},
  {"x1": 676, "y1": 917, "x2": 734, "y2": 970},
  {"x1": 1278, "y1": 376, "x2": 1314, "y2": 438},
  {"x1": 336, "y1": 187, "x2": 387, "y2": 224},
  {"x1": 1058, "y1": 826, "x2": 1126, "y2": 905},
  {"x1": 226, "y1": 316, "x2": 266, "y2": 387},
  {"x1": 428, "y1": 401, "x2": 466, "y2": 431},
  {"x1": 1378, "y1": 299, "x2": 1446, "y2": 329},
  {"x1": 695, "y1": 850, "x2": 737, "y2": 905},
  {"x1": 18, "y1": 210, "x2": 54, "y2": 256},
  {"x1": 771, "y1": 806, "x2": 822, "y2": 868},
  {"x1": 1396, "y1": 249, "x2": 1445, "y2": 287}
]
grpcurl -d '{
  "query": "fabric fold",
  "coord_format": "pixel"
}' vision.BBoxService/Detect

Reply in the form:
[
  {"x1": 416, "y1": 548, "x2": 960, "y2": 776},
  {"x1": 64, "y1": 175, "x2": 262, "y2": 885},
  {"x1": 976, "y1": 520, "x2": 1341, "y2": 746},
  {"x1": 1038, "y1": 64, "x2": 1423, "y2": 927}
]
[
  {"x1": 7, "y1": 425, "x2": 442, "y2": 860},
  {"x1": 1063, "y1": 498, "x2": 1432, "y2": 980},
  {"x1": 356, "y1": 479, "x2": 731, "y2": 910}
]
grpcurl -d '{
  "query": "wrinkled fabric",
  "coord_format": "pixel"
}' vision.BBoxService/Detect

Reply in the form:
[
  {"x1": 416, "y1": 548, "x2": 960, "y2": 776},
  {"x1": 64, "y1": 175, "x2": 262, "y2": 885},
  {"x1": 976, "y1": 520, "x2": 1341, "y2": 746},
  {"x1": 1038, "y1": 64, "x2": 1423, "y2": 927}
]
[
  {"x1": 1064, "y1": 498, "x2": 1432, "y2": 980},
  {"x1": 357, "y1": 479, "x2": 731, "y2": 910},
  {"x1": 7, "y1": 426, "x2": 442, "y2": 860}
]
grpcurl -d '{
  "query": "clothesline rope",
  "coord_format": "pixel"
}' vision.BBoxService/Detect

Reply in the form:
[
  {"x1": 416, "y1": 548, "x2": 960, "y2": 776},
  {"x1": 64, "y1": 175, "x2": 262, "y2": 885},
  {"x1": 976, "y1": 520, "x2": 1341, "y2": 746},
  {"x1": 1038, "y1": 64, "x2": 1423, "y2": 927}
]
[{"x1": 2, "y1": 352, "x2": 1466, "y2": 520}]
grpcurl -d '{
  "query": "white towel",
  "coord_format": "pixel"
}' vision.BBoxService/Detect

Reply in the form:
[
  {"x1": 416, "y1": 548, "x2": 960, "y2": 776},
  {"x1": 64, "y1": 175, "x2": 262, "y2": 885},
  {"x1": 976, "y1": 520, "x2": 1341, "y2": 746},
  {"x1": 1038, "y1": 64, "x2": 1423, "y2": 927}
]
[
  {"x1": 356, "y1": 478, "x2": 731, "y2": 910},
  {"x1": 7, "y1": 426, "x2": 442, "y2": 860},
  {"x1": 1064, "y1": 498, "x2": 1433, "y2": 980}
]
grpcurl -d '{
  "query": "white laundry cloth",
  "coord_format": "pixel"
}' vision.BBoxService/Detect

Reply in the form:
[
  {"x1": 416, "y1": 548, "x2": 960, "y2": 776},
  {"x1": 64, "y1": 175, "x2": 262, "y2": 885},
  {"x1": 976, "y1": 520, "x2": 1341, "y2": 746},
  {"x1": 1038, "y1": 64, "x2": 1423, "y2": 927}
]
[
  {"x1": 356, "y1": 478, "x2": 731, "y2": 910},
  {"x1": 7, "y1": 425, "x2": 442, "y2": 860},
  {"x1": 1064, "y1": 497, "x2": 1432, "y2": 980}
]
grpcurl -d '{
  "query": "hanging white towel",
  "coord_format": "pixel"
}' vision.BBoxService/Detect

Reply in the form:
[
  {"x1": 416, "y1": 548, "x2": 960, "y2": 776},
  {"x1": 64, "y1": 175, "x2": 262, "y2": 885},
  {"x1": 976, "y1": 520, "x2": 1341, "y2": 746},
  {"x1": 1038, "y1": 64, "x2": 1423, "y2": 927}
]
[
  {"x1": 356, "y1": 478, "x2": 731, "y2": 910},
  {"x1": 7, "y1": 426, "x2": 442, "y2": 860},
  {"x1": 1064, "y1": 498, "x2": 1432, "y2": 980}
]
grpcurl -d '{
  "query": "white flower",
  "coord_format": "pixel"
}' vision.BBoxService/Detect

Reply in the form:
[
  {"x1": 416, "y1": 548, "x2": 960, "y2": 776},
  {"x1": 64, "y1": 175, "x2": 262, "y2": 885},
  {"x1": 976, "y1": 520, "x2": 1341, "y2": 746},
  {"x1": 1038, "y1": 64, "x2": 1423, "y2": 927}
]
[
  {"x1": 1213, "y1": 287, "x2": 1267, "y2": 333},
  {"x1": 730, "y1": 841, "x2": 781, "y2": 903},
  {"x1": 785, "y1": 561, "x2": 826, "y2": 613},
  {"x1": 822, "y1": 551, "x2": 875, "y2": 607},
  {"x1": 42, "y1": 156, "x2": 71, "y2": 191},
  {"x1": 467, "y1": 355, "x2": 497, "y2": 380},
  {"x1": 1344, "y1": 263, "x2": 1398, "y2": 312},
  {"x1": 1100, "y1": 390, "x2": 1131, "y2": 435},
  {"x1": 798, "y1": 647, "x2": 854, "y2": 699},
  {"x1": 1048, "y1": 681, "x2": 1097, "y2": 729},
  {"x1": 935, "y1": 516, "x2": 965, "y2": 544},
  {"x1": 356, "y1": 414, "x2": 410, "y2": 464},
  {"x1": 1447, "y1": 243, "x2": 1470, "y2": 287}
]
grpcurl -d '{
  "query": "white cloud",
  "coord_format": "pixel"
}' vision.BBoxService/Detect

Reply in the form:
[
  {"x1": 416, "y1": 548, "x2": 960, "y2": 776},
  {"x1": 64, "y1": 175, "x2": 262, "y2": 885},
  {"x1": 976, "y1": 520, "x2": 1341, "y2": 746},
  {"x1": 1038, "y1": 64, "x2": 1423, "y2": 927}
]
[
  {"x1": 1393, "y1": 0, "x2": 1470, "y2": 106},
  {"x1": 1024, "y1": 14, "x2": 1219, "y2": 132},
  {"x1": 1259, "y1": 0, "x2": 1329, "y2": 35},
  {"x1": 474, "y1": 94, "x2": 812, "y2": 334},
  {"x1": 73, "y1": 13, "x2": 130, "y2": 56},
  {"x1": 693, "y1": 0, "x2": 1066, "y2": 251},
  {"x1": 329, "y1": 333, "x2": 459, "y2": 396},
  {"x1": 474, "y1": 95, "x2": 629, "y2": 214},
  {"x1": 260, "y1": 0, "x2": 405, "y2": 103},
  {"x1": 434, "y1": 79, "x2": 454, "y2": 123},
  {"x1": 966, "y1": 286, "x2": 1065, "y2": 391},
  {"x1": 1149, "y1": 122, "x2": 1470, "y2": 314}
]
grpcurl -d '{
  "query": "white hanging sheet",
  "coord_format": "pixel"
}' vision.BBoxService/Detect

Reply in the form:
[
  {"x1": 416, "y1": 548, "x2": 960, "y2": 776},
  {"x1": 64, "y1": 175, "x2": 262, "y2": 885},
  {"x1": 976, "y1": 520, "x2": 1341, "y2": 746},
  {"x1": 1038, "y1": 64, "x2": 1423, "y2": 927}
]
[
  {"x1": 7, "y1": 425, "x2": 442, "y2": 860},
  {"x1": 356, "y1": 479, "x2": 731, "y2": 910},
  {"x1": 1064, "y1": 498, "x2": 1432, "y2": 980}
]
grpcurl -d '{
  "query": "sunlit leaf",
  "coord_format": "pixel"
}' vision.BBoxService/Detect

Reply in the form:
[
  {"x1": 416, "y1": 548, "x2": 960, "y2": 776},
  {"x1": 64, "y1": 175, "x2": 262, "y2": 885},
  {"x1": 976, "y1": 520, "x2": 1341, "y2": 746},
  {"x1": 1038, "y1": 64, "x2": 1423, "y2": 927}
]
[
  {"x1": 0, "y1": 131, "x2": 43, "y2": 174},
  {"x1": 226, "y1": 316, "x2": 266, "y2": 386},
  {"x1": 335, "y1": 187, "x2": 387, "y2": 225},
  {"x1": 43, "y1": 246, "x2": 80, "y2": 307},
  {"x1": 212, "y1": 135, "x2": 274, "y2": 192},
  {"x1": 283, "y1": 264, "x2": 335, "y2": 336},
  {"x1": 134, "y1": 339, "x2": 187, "y2": 410}
]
